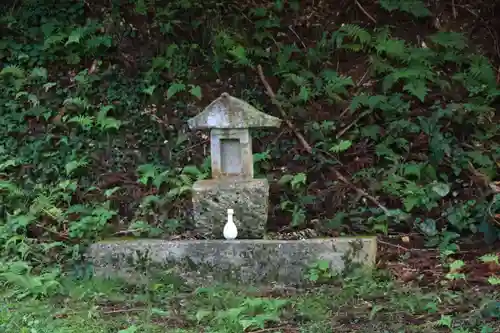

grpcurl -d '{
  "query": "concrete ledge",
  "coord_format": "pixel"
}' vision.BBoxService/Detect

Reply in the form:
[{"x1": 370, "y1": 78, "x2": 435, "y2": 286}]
[{"x1": 86, "y1": 237, "x2": 377, "y2": 286}]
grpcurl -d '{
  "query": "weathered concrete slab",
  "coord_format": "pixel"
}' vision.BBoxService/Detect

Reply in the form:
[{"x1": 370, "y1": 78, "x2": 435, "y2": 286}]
[{"x1": 86, "y1": 237, "x2": 377, "y2": 286}]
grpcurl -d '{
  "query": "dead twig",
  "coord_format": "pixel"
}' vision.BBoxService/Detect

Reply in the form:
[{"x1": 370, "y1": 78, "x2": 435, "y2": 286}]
[
  {"x1": 256, "y1": 65, "x2": 391, "y2": 217},
  {"x1": 336, "y1": 113, "x2": 363, "y2": 139},
  {"x1": 354, "y1": 0, "x2": 377, "y2": 24},
  {"x1": 36, "y1": 223, "x2": 69, "y2": 240},
  {"x1": 102, "y1": 307, "x2": 146, "y2": 315},
  {"x1": 256, "y1": 65, "x2": 314, "y2": 153},
  {"x1": 377, "y1": 239, "x2": 428, "y2": 252},
  {"x1": 288, "y1": 25, "x2": 307, "y2": 50}
]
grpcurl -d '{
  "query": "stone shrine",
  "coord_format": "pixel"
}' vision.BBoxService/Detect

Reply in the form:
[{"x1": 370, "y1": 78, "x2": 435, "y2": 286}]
[
  {"x1": 187, "y1": 92, "x2": 281, "y2": 239},
  {"x1": 86, "y1": 93, "x2": 378, "y2": 287}
]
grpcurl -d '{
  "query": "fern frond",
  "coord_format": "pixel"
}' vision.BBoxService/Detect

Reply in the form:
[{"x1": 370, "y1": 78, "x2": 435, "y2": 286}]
[
  {"x1": 284, "y1": 73, "x2": 308, "y2": 86},
  {"x1": 350, "y1": 94, "x2": 388, "y2": 111},
  {"x1": 374, "y1": 38, "x2": 407, "y2": 60},
  {"x1": 340, "y1": 24, "x2": 371, "y2": 45},
  {"x1": 65, "y1": 27, "x2": 87, "y2": 46},
  {"x1": 0, "y1": 180, "x2": 24, "y2": 198},
  {"x1": 373, "y1": 27, "x2": 392, "y2": 44},
  {"x1": 67, "y1": 116, "x2": 95, "y2": 129},
  {"x1": 468, "y1": 55, "x2": 495, "y2": 85},
  {"x1": 441, "y1": 51, "x2": 465, "y2": 64},
  {"x1": 179, "y1": 174, "x2": 193, "y2": 187},
  {"x1": 406, "y1": 47, "x2": 435, "y2": 67},
  {"x1": 43, "y1": 33, "x2": 66, "y2": 48},
  {"x1": 321, "y1": 69, "x2": 354, "y2": 100},
  {"x1": 85, "y1": 36, "x2": 113, "y2": 51},
  {"x1": 368, "y1": 55, "x2": 394, "y2": 75},
  {"x1": 63, "y1": 97, "x2": 91, "y2": 110},
  {"x1": 166, "y1": 83, "x2": 187, "y2": 99},
  {"x1": 379, "y1": 0, "x2": 431, "y2": 18},
  {"x1": 0, "y1": 65, "x2": 25, "y2": 78},
  {"x1": 29, "y1": 67, "x2": 48, "y2": 80},
  {"x1": 429, "y1": 32, "x2": 467, "y2": 50}
]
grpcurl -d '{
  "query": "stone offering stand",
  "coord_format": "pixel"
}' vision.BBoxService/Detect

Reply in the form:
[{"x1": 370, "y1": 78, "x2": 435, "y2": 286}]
[{"x1": 87, "y1": 93, "x2": 377, "y2": 286}]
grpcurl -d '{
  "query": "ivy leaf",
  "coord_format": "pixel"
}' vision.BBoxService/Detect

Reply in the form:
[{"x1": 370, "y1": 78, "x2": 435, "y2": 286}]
[
  {"x1": 65, "y1": 160, "x2": 86, "y2": 175},
  {"x1": 417, "y1": 218, "x2": 438, "y2": 237},
  {"x1": 403, "y1": 196, "x2": 420, "y2": 212},
  {"x1": 142, "y1": 85, "x2": 156, "y2": 96},
  {"x1": 317, "y1": 260, "x2": 330, "y2": 271},
  {"x1": 309, "y1": 272, "x2": 319, "y2": 281},
  {"x1": 403, "y1": 163, "x2": 422, "y2": 179},
  {"x1": 298, "y1": 86, "x2": 309, "y2": 102},
  {"x1": 449, "y1": 259, "x2": 465, "y2": 271},
  {"x1": 431, "y1": 183, "x2": 450, "y2": 197},
  {"x1": 104, "y1": 187, "x2": 121, "y2": 198},
  {"x1": 403, "y1": 80, "x2": 428, "y2": 102},
  {"x1": 488, "y1": 276, "x2": 500, "y2": 285},
  {"x1": 479, "y1": 253, "x2": 499, "y2": 264},
  {"x1": 30, "y1": 67, "x2": 48, "y2": 80},
  {"x1": 467, "y1": 151, "x2": 493, "y2": 167},
  {"x1": 182, "y1": 165, "x2": 202, "y2": 176},
  {"x1": 330, "y1": 140, "x2": 352, "y2": 153},
  {"x1": 290, "y1": 173, "x2": 307, "y2": 189},
  {"x1": 278, "y1": 174, "x2": 294, "y2": 185},
  {"x1": 65, "y1": 33, "x2": 80, "y2": 46},
  {"x1": 361, "y1": 125, "x2": 381, "y2": 139},
  {"x1": 189, "y1": 85, "x2": 202, "y2": 100},
  {"x1": 228, "y1": 45, "x2": 249, "y2": 64}
]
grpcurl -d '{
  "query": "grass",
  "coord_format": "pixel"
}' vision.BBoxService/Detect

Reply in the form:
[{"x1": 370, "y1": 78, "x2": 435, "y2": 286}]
[{"x1": 1, "y1": 269, "x2": 498, "y2": 333}]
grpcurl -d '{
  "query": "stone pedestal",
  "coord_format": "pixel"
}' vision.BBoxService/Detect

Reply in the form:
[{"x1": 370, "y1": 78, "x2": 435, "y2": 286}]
[
  {"x1": 192, "y1": 178, "x2": 269, "y2": 239},
  {"x1": 87, "y1": 237, "x2": 378, "y2": 286}
]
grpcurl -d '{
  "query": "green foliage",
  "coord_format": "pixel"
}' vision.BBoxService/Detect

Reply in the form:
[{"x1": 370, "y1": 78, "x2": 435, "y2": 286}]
[
  {"x1": 278, "y1": 173, "x2": 312, "y2": 226},
  {"x1": 306, "y1": 260, "x2": 337, "y2": 283},
  {"x1": 0, "y1": 261, "x2": 62, "y2": 299},
  {"x1": 195, "y1": 293, "x2": 288, "y2": 332},
  {"x1": 378, "y1": 0, "x2": 431, "y2": 17},
  {"x1": 0, "y1": 0, "x2": 499, "y2": 287}
]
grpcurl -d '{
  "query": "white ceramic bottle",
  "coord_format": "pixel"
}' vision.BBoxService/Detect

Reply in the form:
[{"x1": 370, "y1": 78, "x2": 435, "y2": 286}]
[{"x1": 223, "y1": 208, "x2": 238, "y2": 240}]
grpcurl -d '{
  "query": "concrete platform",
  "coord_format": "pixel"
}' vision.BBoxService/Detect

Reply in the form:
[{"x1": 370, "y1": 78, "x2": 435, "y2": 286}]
[{"x1": 86, "y1": 237, "x2": 377, "y2": 286}]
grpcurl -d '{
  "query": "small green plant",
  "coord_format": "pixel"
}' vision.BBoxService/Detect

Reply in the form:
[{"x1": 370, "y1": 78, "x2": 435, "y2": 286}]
[
  {"x1": 479, "y1": 253, "x2": 499, "y2": 265},
  {"x1": 487, "y1": 276, "x2": 500, "y2": 285},
  {"x1": 445, "y1": 259, "x2": 466, "y2": 281},
  {"x1": 0, "y1": 261, "x2": 62, "y2": 299},
  {"x1": 306, "y1": 260, "x2": 337, "y2": 283},
  {"x1": 277, "y1": 172, "x2": 313, "y2": 226},
  {"x1": 195, "y1": 296, "x2": 288, "y2": 331}
]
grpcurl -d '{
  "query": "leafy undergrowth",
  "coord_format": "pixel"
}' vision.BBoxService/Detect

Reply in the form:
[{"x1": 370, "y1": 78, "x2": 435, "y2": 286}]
[
  {"x1": 1, "y1": 270, "x2": 499, "y2": 333},
  {"x1": 1, "y1": 0, "x2": 500, "y2": 288}
]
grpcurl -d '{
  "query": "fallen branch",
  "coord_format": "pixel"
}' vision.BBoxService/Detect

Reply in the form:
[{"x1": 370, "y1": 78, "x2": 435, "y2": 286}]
[
  {"x1": 257, "y1": 65, "x2": 313, "y2": 153},
  {"x1": 354, "y1": 0, "x2": 377, "y2": 24},
  {"x1": 256, "y1": 65, "x2": 391, "y2": 216}
]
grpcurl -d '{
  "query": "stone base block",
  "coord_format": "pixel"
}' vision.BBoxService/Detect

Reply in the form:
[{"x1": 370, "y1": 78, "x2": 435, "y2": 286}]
[
  {"x1": 191, "y1": 178, "x2": 269, "y2": 239},
  {"x1": 87, "y1": 237, "x2": 377, "y2": 286}
]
